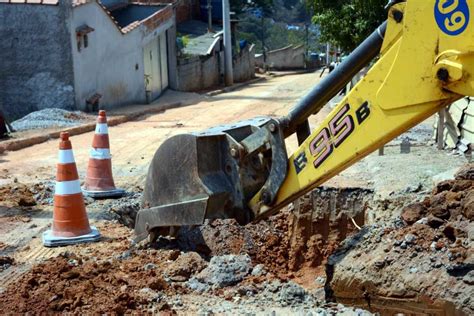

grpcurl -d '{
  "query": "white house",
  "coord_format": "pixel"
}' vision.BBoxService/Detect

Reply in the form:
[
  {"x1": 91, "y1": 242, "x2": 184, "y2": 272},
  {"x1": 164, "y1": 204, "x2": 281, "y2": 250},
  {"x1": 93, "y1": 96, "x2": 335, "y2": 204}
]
[{"x1": 0, "y1": 0, "x2": 178, "y2": 119}]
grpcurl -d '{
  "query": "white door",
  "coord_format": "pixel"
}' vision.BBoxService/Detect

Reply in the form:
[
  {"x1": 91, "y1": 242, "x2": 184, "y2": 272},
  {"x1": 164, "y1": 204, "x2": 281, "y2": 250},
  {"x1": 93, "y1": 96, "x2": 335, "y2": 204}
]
[
  {"x1": 144, "y1": 37, "x2": 162, "y2": 101},
  {"x1": 160, "y1": 33, "x2": 169, "y2": 91}
]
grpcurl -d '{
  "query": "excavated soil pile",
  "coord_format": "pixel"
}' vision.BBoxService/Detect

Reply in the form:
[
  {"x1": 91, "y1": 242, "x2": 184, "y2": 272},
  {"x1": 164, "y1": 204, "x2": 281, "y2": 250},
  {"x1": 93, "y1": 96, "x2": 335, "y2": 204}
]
[
  {"x1": 0, "y1": 183, "x2": 36, "y2": 207},
  {"x1": 174, "y1": 187, "x2": 370, "y2": 279},
  {"x1": 0, "y1": 185, "x2": 373, "y2": 314},
  {"x1": 327, "y1": 164, "x2": 474, "y2": 315},
  {"x1": 174, "y1": 211, "x2": 291, "y2": 278},
  {"x1": 0, "y1": 223, "x2": 187, "y2": 314}
]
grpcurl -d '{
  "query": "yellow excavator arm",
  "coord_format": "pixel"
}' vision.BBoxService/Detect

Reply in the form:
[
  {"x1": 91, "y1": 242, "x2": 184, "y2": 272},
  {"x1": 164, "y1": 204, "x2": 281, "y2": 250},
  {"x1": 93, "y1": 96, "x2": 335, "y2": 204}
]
[
  {"x1": 250, "y1": 0, "x2": 474, "y2": 218},
  {"x1": 134, "y1": 0, "x2": 474, "y2": 242}
]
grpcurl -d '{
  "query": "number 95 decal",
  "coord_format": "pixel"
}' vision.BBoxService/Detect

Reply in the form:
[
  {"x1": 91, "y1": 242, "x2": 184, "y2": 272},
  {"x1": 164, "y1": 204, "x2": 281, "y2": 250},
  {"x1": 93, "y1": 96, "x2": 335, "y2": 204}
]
[
  {"x1": 307, "y1": 101, "x2": 370, "y2": 170},
  {"x1": 435, "y1": 0, "x2": 470, "y2": 36}
]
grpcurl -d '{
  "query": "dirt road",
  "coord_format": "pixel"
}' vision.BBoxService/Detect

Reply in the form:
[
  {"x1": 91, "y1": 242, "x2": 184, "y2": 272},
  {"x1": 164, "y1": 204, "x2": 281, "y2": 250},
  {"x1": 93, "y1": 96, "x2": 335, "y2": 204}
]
[{"x1": 0, "y1": 73, "x2": 329, "y2": 188}]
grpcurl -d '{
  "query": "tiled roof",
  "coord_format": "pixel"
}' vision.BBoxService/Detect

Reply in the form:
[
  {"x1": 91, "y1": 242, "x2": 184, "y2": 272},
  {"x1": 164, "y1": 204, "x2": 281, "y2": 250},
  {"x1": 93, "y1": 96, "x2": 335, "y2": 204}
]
[
  {"x1": 106, "y1": 3, "x2": 173, "y2": 34},
  {"x1": 0, "y1": 0, "x2": 59, "y2": 4}
]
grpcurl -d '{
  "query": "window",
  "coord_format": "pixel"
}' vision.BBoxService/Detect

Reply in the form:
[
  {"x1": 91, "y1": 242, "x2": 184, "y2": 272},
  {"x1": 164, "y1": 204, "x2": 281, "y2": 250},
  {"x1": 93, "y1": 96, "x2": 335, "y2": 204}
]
[{"x1": 75, "y1": 25, "x2": 94, "y2": 52}]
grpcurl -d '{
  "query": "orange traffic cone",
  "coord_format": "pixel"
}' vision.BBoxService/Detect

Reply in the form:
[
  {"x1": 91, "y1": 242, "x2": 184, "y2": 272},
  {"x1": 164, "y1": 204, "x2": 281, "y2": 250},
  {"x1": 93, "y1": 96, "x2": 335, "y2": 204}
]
[
  {"x1": 43, "y1": 132, "x2": 100, "y2": 247},
  {"x1": 83, "y1": 110, "x2": 125, "y2": 198}
]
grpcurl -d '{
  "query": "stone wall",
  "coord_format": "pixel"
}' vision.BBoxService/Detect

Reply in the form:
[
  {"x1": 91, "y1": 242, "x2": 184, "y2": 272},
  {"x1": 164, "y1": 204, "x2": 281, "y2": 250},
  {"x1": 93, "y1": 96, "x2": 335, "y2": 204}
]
[
  {"x1": 175, "y1": 55, "x2": 220, "y2": 91},
  {"x1": 255, "y1": 45, "x2": 306, "y2": 70},
  {"x1": 0, "y1": 3, "x2": 75, "y2": 120},
  {"x1": 233, "y1": 44, "x2": 256, "y2": 83},
  {"x1": 175, "y1": 43, "x2": 256, "y2": 92}
]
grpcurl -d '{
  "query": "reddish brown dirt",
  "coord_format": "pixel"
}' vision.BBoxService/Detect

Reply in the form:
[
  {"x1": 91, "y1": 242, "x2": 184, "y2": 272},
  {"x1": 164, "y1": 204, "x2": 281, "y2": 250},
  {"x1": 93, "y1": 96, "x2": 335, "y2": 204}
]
[
  {"x1": 173, "y1": 189, "x2": 367, "y2": 284},
  {"x1": 0, "y1": 222, "x2": 189, "y2": 314},
  {"x1": 173, "y1": 211, "x2": 292, "y2": 278},
  {"x1": 0, "y1": 207, "x2": 338, "y2": 314},
  {"x1": 328, "y1": 164, "x2": 474, "y2": 314},
  {"x1": 0, "y1": 183, "x2": 36, "y2": 207},
  {"x1": 400, "y1": 163, "x2": 473, "y2": 235},
  {"x1": 286, "y1": 188, "x2": 370, "y2": 272}
]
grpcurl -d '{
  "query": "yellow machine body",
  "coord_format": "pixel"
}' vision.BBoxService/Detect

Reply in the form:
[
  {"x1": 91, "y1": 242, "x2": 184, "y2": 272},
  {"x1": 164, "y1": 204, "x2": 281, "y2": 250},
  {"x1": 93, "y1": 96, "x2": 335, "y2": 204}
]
[{"x1": 250, "y1": 0, "x2": 474, "y2": 218}]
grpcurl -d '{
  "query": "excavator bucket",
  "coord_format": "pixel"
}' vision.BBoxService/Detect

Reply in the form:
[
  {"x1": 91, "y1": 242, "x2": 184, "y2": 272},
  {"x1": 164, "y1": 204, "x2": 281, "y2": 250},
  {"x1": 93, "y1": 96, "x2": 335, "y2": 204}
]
[{"x1": 134, "y1": 117, "x2": 288, "y2": 242}]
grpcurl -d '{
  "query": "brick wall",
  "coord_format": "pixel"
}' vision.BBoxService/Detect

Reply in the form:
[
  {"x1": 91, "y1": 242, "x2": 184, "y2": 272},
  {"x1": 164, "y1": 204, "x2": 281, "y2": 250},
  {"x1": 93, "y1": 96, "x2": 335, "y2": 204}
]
[{"x1": 143, "y1": 5, "x2": 173, "y2": 32}]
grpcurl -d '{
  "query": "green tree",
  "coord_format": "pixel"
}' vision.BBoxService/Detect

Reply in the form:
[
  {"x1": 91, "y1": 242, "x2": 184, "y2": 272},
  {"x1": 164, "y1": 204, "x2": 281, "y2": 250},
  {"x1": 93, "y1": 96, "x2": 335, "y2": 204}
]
[
  {"x1": 237, "y1": 0, "x2": 321, "y2": 56},
  {"x1": 309, "y1": 0, "x2": 387, "y2": 52}
]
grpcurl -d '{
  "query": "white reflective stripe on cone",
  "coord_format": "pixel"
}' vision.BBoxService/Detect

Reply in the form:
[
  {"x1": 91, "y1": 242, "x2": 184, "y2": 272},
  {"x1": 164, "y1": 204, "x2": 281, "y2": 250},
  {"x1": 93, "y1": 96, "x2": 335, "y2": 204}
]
[
  {"x1": 95, "y1": 123, "x2": 109, "y2": 135},
  {"x1": 90, "y1": 148, "x2": 111, "y2": 160},
  {"x1": 58, "y1": 149, "x2": 75, "y2": 164},
  {"x1": 55, "y1": 180, "x2": 82, "y2": 195}
]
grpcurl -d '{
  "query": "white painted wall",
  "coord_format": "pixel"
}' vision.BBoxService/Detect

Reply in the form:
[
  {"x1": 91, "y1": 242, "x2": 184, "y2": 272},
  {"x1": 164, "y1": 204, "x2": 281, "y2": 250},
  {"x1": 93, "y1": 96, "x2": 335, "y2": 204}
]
[{"x1": 69, "y1": 2, "x2": 173, "y2": 111}]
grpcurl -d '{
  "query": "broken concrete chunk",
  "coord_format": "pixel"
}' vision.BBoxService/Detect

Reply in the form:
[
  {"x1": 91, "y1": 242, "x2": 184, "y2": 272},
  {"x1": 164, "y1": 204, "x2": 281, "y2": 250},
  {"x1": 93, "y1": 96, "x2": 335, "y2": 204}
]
[{"x1": 191, "y1": 254, "x2": 252, "y2": 289}]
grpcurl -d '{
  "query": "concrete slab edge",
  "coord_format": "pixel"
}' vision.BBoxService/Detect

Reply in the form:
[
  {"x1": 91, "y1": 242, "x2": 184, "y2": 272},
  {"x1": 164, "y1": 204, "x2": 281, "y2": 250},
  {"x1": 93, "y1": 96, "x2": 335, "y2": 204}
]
[{"x1": 0, "y1": 101, "x2": 182, "y2": 154}]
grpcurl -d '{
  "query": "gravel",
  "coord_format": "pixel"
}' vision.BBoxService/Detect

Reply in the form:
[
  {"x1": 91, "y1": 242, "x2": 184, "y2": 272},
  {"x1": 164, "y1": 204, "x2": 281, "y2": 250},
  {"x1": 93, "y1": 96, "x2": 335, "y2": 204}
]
[
  {"x1": 12, "y1": 108, "x2": 93, "y2": 131},
  {"x1": 187, "y1": 254, "x2": 252, "y2": 290}
]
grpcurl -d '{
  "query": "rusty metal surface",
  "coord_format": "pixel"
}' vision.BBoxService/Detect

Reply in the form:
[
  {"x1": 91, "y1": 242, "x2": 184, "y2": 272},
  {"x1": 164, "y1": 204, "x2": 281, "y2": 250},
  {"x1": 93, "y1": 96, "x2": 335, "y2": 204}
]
[
  {"x1": 134, "y1": 197, "x2": 208, "y2": 242},
  {"x1": 134, "y1": 116, "x2": 288, "y2": 241}
]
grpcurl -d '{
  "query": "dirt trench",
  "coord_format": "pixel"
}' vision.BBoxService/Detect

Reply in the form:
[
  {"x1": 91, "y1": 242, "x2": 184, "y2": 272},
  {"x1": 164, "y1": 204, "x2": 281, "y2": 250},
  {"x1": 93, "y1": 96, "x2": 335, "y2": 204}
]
[
  {"x1": 326, "y1": 164, "x2": 474, "y2": 315},
  {"x1": 287, "y1": 187, "x2": 372, "y2": 271},
  {"x1": 110, "y1": 186, "x2": 372, "y2": 279}
]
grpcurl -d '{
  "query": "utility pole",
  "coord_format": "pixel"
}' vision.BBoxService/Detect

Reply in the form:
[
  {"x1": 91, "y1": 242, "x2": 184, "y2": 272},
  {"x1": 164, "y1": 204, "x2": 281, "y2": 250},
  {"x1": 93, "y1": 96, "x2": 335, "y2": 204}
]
[
  {"x1": 305, "y1": 24, "x2": 309, "y2": 66},
  {"x1": 223, "y1": 0, "x2": 234, "y2": 86},
  {"x1": 261, "y1": 14, "x2": 266, "y2": 63},
  {"x1": 326, "y1": 43, "x2": 330, "y2": 65},
  {"x1": 207, "y1": 0, "x2": 213, "y2": 33}
]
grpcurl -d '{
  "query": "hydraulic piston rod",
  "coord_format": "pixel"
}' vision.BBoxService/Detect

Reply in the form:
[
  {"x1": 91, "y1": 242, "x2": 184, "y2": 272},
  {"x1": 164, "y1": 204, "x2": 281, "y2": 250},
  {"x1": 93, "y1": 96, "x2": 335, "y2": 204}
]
[{"x1": 283, "y1": 22, "x2": 387, "y2": 137}]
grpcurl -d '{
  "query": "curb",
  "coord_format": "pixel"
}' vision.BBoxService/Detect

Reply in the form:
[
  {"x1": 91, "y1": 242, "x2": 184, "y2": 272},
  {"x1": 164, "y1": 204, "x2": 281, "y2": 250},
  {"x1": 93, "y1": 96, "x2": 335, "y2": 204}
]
[
  {"x1": 0, "y1": 101, "x2": 182, "y2": 154},
  {"x1": 267, "y1": 68, "x2": 319, "y2": 78},
  {"x1": 205, "y1": 77, "x2": 266, "y2": 97}
]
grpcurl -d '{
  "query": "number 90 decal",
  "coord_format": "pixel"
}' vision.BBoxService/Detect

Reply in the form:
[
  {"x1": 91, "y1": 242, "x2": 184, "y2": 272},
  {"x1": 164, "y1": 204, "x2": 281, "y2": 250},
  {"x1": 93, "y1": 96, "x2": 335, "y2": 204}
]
[{"x1": 435, "y1": 0, "x2": 470, "y2": 36}]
